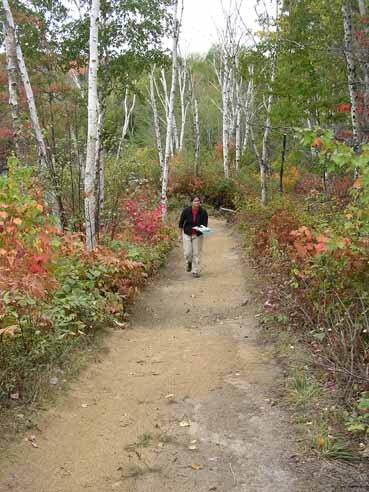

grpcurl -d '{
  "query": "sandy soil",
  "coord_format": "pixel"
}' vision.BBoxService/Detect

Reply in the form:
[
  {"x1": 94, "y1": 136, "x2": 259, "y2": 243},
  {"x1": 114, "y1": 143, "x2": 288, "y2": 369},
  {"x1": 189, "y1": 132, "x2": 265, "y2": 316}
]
[{"x1": 0, "y1": 219, "x2": 361, "y2": 491}]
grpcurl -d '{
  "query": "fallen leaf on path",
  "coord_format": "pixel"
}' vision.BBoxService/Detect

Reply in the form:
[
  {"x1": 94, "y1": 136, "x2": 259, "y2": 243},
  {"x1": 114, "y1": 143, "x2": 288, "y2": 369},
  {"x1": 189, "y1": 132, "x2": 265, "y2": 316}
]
[
  {"x1": 165, "y1": 394, "x2": 174, "y2": 399},
  {"x1": 241, "y1": 299, "x2": 249, "y2": 306},
  {"x1": 113, "y1": 320, "x2": 127, "y2": 329},
  {"x1": 81, "y1": 403, "x2": 88, "y2": 408},
  {"x1": 179, "y1": 420, "x2": 191, "y2": 427},
  {"x1": 188, "y1": 445, "x2": 197, "y2": 450},
  {"x1": 191, "y1": 463, "x2": 203, "y2": 470}
]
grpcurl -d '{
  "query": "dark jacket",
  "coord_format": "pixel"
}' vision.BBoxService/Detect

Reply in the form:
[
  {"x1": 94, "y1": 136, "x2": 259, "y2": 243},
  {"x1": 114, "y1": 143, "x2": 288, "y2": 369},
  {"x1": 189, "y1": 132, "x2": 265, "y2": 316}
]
[{"x1": 179, "y1": 206, "x2": 208, "y2": 236}]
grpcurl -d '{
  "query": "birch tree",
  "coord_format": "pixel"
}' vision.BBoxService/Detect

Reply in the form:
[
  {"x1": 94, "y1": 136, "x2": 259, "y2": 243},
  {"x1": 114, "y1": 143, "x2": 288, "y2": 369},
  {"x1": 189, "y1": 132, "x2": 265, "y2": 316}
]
[
  {"x1": 148, "y1": 68, "x2": 164, "y2": 168},
  {"x1": 259, "y1": 0, "x2": 280, "y2": 204},
  {"x1": 3, "y1": 17, "x2": 25, "y2": 161},
  {"x1": 235, "y1": 55, "x2": 242, "y2": 173},
  {"x1": 161, "y1": 0, "x2": 183, "y2": 220},
  {"x1": 213, "y1": 1, "x2": 245, "y2": 179},
  {"x1": 342, "y1": 3, "x2": 361, "y2": 150},
  {"x1": 242, "y1": 66, "x2": 254, "y2": 152},
  {"x1": 178, "y1": 58, "x2": 190, "y2": 151},
  {"x1": 189, "y1": 72, "x2": 200, "y2": 175},
  {"x1": 115, "y1": 89, "x2": 137, "y2": 164},
  {"x1": 84, "y1": 0, "x2": 100, "y2": 251},
  {"x1": 1, "y1": 0, "x2": 63, "y2": 225}
]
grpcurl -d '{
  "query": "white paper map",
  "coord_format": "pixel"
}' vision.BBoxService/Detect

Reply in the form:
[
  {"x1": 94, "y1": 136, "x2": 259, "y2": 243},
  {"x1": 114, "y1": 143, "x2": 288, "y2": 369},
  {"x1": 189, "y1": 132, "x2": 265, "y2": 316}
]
[{"x1": 193, "y1": 225, "x2": 212, "y2": 234}]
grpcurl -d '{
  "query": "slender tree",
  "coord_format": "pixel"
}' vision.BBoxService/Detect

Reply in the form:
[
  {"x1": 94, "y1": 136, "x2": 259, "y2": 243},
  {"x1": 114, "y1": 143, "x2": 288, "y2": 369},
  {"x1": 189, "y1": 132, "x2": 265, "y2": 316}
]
[
  {"x1": 1, "y1": 0, "x2": 63, "y2": 225},
  {"x1": 148, "y1": 68, "x2": 164, "y2": 168},
  {"x1": 342, "y1": 3, "x2": 361, "y2": 149},
  {"x1": 84, "y1": 0, "x2": 100, "y2": 251},
  {"x1": 161, "y1": 0, "x2": 182, "y2": 220}
]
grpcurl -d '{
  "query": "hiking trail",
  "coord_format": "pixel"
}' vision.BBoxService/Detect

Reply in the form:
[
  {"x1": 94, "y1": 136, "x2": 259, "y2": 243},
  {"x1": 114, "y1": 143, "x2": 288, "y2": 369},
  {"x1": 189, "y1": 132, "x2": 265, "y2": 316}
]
[{"x1": 0, "y1": 219, "x2": 350, "y2": 491}]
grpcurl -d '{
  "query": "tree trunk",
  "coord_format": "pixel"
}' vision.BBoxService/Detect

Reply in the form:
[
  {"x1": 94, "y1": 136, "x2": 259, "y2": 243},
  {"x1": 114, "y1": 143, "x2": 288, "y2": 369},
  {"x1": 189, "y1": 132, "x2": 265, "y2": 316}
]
[
  {"x1": 2, "y1": 0, "x2": 62, "y2": 224},
  {"x1": 178, "y1": 61, "x2": 189, "y2": 152},
  {"x1": 94, "y1": 95, "x2": 104, "y2": 237},
  {"x1": 148, "y1": 69, "x2": 164, "y2": 168},
  {"x1": 193, "y1": 97, "x2": 200, "y2": 176},
  {"x1": 279, "y1": 134, "x2": 287, "y2": 193},
  {"x1": 161, "y1": 0, "x2": 181, "y2": 220},
  {"x1": 357, "y1": 0, "x2": 369, "y2": 133},
  {"x1": 115, "y1": 89, "x2": 136, "y2": 164},
  {"x1": 235, "y1": 63, "x2": 242, "y2": 173},
  {"x1": 3, "y1": 17, "x2": 25, "y2": 161},
  {"x1": 84, "y1": 0, "x2": 100, "y2": 251},
  {"x1": 342, "y1": 3, "x2": 361, "y2": 149},
  {"x1": 242, "y1": 67, "x2": 254, "y2": 152},
  {"x1": 260, "y1": 3, "x2": 279, "y2": 205},
  {"x1": 222, "y1": 67, "x2": 230, "y2": 179}
]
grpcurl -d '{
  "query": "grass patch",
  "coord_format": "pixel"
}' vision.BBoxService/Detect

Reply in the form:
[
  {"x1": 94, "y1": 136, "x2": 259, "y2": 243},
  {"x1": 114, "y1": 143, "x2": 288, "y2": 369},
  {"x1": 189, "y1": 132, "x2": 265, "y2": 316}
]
[
  {"x1": 122, "y1": 464, "x2": 162, "y2": 479},
  {"x1": 288, "y1": 369, "x2": 323, "y2": 408}
]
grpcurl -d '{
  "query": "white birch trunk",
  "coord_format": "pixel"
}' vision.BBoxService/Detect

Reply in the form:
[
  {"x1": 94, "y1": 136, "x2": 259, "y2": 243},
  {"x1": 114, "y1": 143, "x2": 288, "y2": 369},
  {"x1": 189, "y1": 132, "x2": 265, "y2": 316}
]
[
  {"x1": 235, "y1": 57, "x2": 241, "y2": 173},
  {"x1": 178, "y1": 61, "x2": 189, "y2": 151},
  {"x1": 94, "y1": 95, "x2": 104, "y2": 231},
  {"x1": 2, "y1": 0, "x2": 62, "y2": 223},
  {"x1": 2, "y1": 0, "x2": 48, "y2": 170},
  {"x1": 84, "y1": 0, "x2": 100, "y2": 251},
  {"x1": 3, "y1": 18, "x2": 24, "y2": 160},
  {"x1": 260, "y1": 2, "x2": 279, "y2": 205},
  {"x1": 161, "y1": 0, "x2": 181, "y2": 220},
  {"x1": 242, "y1": 67, "x2": 254, "y2": 152},
  {"x1": 193, "y1": 97, "x2": 200, "y2": 176},
  {"x1": 342, "y1": 3, "x2": 361, "y2": 149},
  {"x1": 148, "y1": 69, "x2": 164, "y2": 168},
  {"x1": 222, "y1": 65, "x2": 230, "y2": 179},
  {"x1": 115, "y1": 89, "x2": 136, "y2": 164}
]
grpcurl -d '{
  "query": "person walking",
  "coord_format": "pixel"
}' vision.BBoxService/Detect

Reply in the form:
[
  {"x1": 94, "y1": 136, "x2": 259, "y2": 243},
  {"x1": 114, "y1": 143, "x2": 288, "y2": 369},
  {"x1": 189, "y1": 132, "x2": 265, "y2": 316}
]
[{"x1": 178, "y1": 195, "x2": 208, "y2": 278}]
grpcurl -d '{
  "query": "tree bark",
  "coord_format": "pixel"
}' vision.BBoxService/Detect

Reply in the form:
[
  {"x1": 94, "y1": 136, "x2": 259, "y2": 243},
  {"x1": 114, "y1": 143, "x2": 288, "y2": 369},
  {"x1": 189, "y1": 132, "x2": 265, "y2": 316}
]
[
  {"x1": 161, "y1": 0, "x2": 181, "y2": 220},
  {"x1": 94, "y1": 95, "x2": 104, "y2": 237},
  {"x1": 148, "y1": 68, "x2": 164, "y2": 168},
  {"x1": 193, "y1": 97, "x2": 200, "y2": 176},
  {"x1": 242, "y1": 66, "x2": 254, "y2": 152},
  {"x1": 2, "y1": 0, "x2": 63, "y2": 225},
  {"x1": 178, "y1": 60, "x2": 189, "y2": 152},
  {"x1": 279, "y1": 134, "x2": 287, "y2": 193},
  {"x1": 260, "y1": 2, "x2": 279, "y2": 204},
  {"x1": 84, "y1": 0, "x2": 100, "y2": 251},
  {"x1": 115, "y1": 89, "x2": 136, "y2": 164},
  {"x1": 3, "y1": 17, "x2": 25, "y2": 160},
  {"x1": 342, "y1": 3, "x2": 361, "y2": 149},
  {"x1": 235, "y1": 57, "x2": 242, "y2": 173}
]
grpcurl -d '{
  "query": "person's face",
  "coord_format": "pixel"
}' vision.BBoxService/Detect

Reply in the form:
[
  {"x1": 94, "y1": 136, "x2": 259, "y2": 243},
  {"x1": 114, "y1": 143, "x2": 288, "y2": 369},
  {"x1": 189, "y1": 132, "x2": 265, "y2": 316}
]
[{"x1": 192, "y1": 197, "x2": 201, "y2": 209}]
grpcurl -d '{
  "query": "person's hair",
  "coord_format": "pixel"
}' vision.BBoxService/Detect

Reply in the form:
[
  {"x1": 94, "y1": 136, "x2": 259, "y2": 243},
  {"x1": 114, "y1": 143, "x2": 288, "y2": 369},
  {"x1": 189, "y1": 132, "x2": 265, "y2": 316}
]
[{"x1": 190, "y1": 195, "x2": 201, "y2": 203}]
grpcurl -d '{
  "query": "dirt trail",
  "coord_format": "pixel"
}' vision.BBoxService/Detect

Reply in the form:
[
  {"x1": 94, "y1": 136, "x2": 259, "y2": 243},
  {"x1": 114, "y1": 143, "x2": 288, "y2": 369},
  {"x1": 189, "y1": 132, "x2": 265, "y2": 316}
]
[{"x1": 0, "y1": 219, "x2": 343, "y2": 491}]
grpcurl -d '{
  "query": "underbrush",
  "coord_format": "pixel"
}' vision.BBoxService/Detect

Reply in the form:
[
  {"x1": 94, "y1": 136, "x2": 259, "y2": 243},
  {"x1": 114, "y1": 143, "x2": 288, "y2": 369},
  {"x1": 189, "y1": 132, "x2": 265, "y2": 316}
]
[
  {"x1": 237, "y1": 189, "x2": 369, "y2": 460},
  {"x1": 0, "y1": 160, "x2": 175, "y2": 413}
]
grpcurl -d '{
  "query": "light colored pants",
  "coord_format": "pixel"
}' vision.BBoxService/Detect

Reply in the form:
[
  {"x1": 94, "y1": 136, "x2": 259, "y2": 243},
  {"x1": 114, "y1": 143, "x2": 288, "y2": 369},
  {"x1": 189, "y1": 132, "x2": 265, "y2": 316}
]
[{"x1": 183, "y1": 233, "x2": 204, "y2": 274}]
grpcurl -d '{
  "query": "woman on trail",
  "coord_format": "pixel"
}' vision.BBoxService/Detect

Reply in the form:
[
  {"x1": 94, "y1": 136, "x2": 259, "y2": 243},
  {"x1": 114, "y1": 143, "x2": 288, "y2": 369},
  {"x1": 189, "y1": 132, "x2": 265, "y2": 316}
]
[{"x1": 178, "y1": 196, "x2": 208, "y2": 278}]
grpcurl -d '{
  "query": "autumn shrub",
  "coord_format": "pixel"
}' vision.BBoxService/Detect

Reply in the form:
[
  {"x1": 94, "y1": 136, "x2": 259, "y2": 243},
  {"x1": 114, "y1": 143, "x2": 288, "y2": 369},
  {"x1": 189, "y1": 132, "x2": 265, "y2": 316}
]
[
  {"x1": 0, "y1": 160, "x2": 174, "y2": 406},
  {"x1": 237, "y1": 132, "x2": 369, "y2": 403}
]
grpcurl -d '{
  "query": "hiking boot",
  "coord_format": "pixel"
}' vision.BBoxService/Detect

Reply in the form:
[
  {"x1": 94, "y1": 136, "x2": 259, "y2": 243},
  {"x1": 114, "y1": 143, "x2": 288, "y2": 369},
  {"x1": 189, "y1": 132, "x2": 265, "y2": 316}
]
[
  {"x1": 186, "y1": 262, "x2": 192, "y2": 272},
  {"x1": 192, "y1": 272, "x2": 200, "y2": 278}
]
